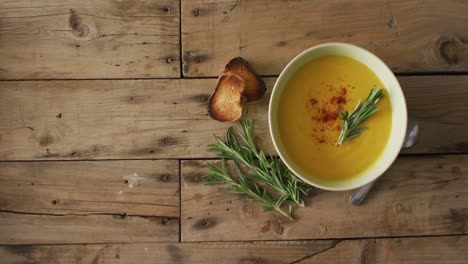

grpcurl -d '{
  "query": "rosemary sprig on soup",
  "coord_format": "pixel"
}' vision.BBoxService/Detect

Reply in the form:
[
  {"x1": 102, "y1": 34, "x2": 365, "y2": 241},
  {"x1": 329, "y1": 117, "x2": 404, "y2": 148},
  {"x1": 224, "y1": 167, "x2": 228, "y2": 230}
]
[
  {"x1": 278, "y1": 56, "x2": 392, "y2": 181},
  {"x1": 337, "y1": 87, "x2": 384, "y2": 145}
]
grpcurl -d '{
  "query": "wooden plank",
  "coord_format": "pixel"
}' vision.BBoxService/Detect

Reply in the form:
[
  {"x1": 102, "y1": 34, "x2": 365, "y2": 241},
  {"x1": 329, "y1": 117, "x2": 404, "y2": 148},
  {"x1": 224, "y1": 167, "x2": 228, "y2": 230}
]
[
  {"x1": 181, "y1": 155, "x2": 468, "y2": 241},
  {"x1": 0, "y1": 160, "x2": 179, "y2": 217},
  {"x1": 0, "y1": 76, "x2": 467, "y2": 160},
  {"x1": 0, "y1": 160, "x2": 179, "y2": 244},
  {"x1": 0, "y1": 212, "x2": 178, "y2": 244},
  {"x1": 1, "y1": 236, "x2": 467, "y2": 263},
  {"x1": 400, "y1": 76, "x2": 468, "y2": 154},
  {"x1": 182, "y1": 0, "x2": 468, "y2": 76},
  {"x1": 0, "y1": 0, "x2": 180, "y2": 79}
]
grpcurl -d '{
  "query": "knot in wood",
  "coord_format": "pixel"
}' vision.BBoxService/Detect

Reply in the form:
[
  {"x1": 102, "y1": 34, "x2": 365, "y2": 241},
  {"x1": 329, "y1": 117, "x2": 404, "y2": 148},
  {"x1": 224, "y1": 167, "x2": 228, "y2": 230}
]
[
  {"x1": 69, "y1": 9, "x2": 89, "y2": 38},
  {"x1": 438, "y1": 37, "x2": 466, "y2": 65},
  {"x1": 160, "y1": 137, "x2": 177, "y2": 146},
  {"x1": 193, "y1": 217, "x2": 217, "y2": 230},
  {"x1": 160, "y1": 174, "x2": 171, "y2": 182}
]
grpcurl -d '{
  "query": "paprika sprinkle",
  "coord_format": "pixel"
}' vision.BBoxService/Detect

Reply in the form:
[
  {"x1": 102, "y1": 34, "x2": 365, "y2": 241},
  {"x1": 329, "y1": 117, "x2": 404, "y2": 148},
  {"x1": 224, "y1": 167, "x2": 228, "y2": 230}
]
[{"x1": 306, "y1": 86, "x2": 348, "y2": 144}]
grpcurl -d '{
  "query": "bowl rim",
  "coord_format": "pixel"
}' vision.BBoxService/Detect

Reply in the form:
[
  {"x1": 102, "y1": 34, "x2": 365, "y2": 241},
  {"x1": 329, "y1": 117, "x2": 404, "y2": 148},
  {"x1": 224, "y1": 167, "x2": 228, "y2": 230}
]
[{"x1": 268, "y1": 42, "x2": 407, "y2": 191}]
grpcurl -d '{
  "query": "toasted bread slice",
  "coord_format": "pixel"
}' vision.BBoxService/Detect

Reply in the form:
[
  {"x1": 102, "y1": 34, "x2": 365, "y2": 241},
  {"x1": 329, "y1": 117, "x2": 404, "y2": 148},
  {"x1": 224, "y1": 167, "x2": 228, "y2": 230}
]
[
  {"x1": 224, "y1": 57, "x2": 266, "y2": 102},
  {"x1": 208, "y1": 73, "x2": 247, "y2": 122}
]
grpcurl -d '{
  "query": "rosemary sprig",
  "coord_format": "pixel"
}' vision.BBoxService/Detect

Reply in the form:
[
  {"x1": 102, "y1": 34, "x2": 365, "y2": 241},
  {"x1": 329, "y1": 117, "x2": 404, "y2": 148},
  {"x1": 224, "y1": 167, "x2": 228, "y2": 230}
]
[
  {"x1": 204, "y1": 159, "x2": 293, "y2": 219},
  {"x1": 337, "y1": 87, "x2": 384, "y2": 145},
  {"x1": 203, "y1": 120, "x2": 310, "y2": 219}
]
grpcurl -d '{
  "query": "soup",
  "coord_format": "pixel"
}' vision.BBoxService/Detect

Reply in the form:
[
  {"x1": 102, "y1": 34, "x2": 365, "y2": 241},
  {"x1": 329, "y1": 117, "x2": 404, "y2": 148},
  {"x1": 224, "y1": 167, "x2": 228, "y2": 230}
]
[{"x1": 278, "y1": 56, "x2": 392, "y2": 182}]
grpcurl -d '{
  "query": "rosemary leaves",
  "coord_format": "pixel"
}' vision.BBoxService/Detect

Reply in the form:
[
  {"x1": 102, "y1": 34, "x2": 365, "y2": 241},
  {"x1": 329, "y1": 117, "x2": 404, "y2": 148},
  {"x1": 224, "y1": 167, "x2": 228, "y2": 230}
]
[
  {"x1": 337, "y1": 87, "x2": 384, "y2": 145},
  {"x1": 203, "y1": 120, "x2": 310, "y2": 219}
]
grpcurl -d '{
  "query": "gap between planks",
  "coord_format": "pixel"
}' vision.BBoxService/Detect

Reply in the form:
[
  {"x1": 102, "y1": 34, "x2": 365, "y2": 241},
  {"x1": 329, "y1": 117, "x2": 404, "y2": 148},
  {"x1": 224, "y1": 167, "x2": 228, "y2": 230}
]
[
  {"x1": 1, "y1": 152, "x2": 468, "y2": 163},
  {"x1": 1, "y1": 72, "x2": 468, "y2": 82},
  {"x1": 0, "y1": 233, "x2": 466, "y2": 246}
]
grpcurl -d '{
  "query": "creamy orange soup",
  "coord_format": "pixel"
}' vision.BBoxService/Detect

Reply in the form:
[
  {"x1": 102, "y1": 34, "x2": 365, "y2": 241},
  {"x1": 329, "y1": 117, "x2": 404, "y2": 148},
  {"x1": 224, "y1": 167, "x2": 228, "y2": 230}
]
[{"x1": 278, "y1": 56, "x2": 392, "y2": 181}]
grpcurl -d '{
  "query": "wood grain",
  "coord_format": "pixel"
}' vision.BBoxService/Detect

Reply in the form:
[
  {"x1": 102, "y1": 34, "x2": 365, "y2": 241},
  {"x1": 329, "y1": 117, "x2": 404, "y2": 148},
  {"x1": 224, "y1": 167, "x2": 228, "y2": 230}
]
[
  {"x1": 0, "y1": 0, "x2": 180, "y2": 79},
  {"x1": 0, "y1": 212, "x2": 178, "y2": 244},
  {"x1": 0, "y1": 160, "x2": 179, "y2": 244},
  {"x1": 0, "y1": 76, "x2": 467, "y2": 160},
  {"x1": 0, "y1": 160, "x2": 179, "y2": 217},
  {"x1": 181, "y1": 155, "x2": 468, "y2": 241},
  {"x1": 1, "y1": 236, "x2": 467, "y2": 263},
  {"x1": 182, "y1": 0, "x2": 468, "y2": 76}
]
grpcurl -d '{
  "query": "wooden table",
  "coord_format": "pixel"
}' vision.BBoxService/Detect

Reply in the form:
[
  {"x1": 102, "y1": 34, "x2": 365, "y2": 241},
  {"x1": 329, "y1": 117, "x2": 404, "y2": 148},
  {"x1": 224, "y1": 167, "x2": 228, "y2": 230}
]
[{"x1": 1, "y1": 1, "x2": 467, "y2": 263}]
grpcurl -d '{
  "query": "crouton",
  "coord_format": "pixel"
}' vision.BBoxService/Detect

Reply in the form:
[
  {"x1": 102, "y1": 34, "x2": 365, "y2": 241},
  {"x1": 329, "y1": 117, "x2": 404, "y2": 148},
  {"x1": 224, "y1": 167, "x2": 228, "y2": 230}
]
[
  {"x1": 224, "y1": 57, "x2": 266, "y2": 102},
  {"x1": 208, "y1": 73, "x2": 247, "y2": 122}
]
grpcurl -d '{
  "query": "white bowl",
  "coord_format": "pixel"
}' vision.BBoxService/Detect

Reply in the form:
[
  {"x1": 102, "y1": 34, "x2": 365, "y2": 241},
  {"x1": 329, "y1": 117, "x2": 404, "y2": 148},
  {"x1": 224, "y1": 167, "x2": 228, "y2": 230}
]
[{"x1": 269, "y1": 43, "x2": 407, "y2": 191}]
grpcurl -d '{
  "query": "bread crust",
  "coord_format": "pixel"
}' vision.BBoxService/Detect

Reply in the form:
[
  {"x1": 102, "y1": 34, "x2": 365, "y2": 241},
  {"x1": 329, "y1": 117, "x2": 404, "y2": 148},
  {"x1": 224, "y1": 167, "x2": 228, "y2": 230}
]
[
  {"x1": 224, "y1": 57, "x2": 266, "y2": 102},
  {"x1": 208, "y1": 73, "x2": 247, "y2": 122}
]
